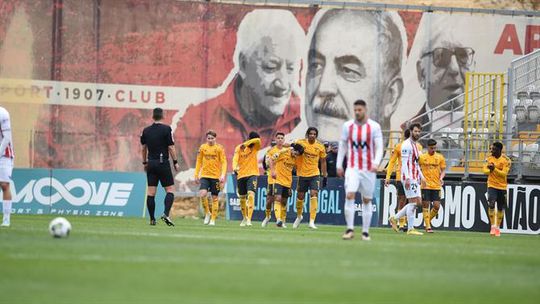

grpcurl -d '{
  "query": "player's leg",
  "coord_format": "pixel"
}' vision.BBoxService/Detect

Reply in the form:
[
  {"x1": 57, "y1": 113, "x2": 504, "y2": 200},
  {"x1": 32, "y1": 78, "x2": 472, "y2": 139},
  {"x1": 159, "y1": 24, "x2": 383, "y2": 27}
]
[
  {"x1": 237, "y1": 177, "x2": 248, "y2": 226},
  {"x1": 421, "y1": 191, "x2": 432, "y2": 233},
  {"x1": 245, "y1": 176, "x2": 257, "y2": 226},
  {"x1": 145, "y1": 164, "x2": 159, "y2": 225},
  {"x1": 159, "y1": 165, "x2": 176, "y2": 226},
  {"x1": 280, "y1": 188, "x2": 290, "y2": 227},
  {"x1": 209, "y1": 179, "x2": 220, "y2": 226},
  {"x1": 396, "y1": 181, "x2": 407, "y2": 231},
  {"x1": 406, "y1": 195, "x2": 423, "y2": 235},
  {"x1": 308, "y1": 177, "x2": 320, "y2": 229},
  {"x1": 0, "y1": 181, "x2": 12, "y2": 227},
  {"x1": 199, "y1": 179, "x2": 211, "y2": 224},
  {"x1": 262, "y1": 184, "x2": 274, "y2": 227},
  {"x1": 293, "y1": 178, "x2": 307, "y2": 228},
  {"x1": 487, "y1": 188, "x2": 497, "y2": 235},
  {"x1": 358, "y1": 172, "x2": 376, "y2": 240},
  {"x1": 494, "y1": 190, "x2": 507, "y2": 237},
  {"x1": 389, "y1": 181, "x2": 411, "y2": 232},
  {"x1": 343, "y1": 169, "x2": 360, "y2": 239}
]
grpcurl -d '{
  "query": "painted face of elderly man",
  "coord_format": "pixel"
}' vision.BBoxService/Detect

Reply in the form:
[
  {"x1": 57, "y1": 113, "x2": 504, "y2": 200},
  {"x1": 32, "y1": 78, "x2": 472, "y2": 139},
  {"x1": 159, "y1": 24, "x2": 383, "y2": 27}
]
[
  {"x1": 416, "y1": 29, "x2": 475, "y2": 111},
  {"x1": 236, "y1": 9, "x2": 304, "y2": 127},
  {"x1": 305, "y1": 9, "x2": 404, "y2": 141}
]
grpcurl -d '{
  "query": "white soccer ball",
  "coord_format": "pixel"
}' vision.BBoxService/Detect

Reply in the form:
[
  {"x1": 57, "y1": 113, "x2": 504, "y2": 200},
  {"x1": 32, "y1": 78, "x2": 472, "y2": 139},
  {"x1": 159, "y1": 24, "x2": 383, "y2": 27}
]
[{"x1": 48, "y1": 217, "x2": 72, "y2": 238}]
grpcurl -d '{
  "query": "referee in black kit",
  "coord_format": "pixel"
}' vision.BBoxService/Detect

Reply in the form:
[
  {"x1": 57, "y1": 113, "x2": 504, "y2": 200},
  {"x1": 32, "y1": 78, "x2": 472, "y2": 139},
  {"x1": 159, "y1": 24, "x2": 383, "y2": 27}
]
[{"x1": 141, "y1": 108, "x2": 180, "y2": 226}]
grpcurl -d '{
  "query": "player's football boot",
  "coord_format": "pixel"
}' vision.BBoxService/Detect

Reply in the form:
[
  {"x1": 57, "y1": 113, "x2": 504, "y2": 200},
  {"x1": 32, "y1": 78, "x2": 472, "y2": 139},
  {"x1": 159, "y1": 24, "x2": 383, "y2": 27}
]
[
  {"x1": 308, "y1": 220, "x2": 318, "y2": 229},
  {"x1": 490, "y1": 226, "x2": 496, "y2": 236},
  {"x1": 246, "y1": 219, "x2": 252, "y2": 226},
  {"x1": 149, "y1": 219, "x2": 156, "y2": 226},
  {"x1": 161, "y1": 215, "x2": 175, "y2": 226},
  {"x1": 276, "y1": 220, "x2": 283, "y2": 228},
  {"x1": 426, "y1": 228, "x2": 434, "y2": 233},
  {"x1": 361, "y1": 232, "x2": 371, "y2": 241},
  {"x1": 494, "y1": 228, "x2": 501, "y2": 237},
  {"x1": 342, "y1": 229, "x2": 354, "y2": 240},
  {"x1": 203, "y1": 213, "x2": 211, "y2": 225},
  {"x1": 406, "y1": 229, "x2": 423, "y2": 235},
  {"x1": 209, "y1": 220, "x2": 216, "y2": 226},
  {"x1": 240, "y1": 218, "x2": 247, "y2": 227},
  {"x1": 388, "y1": 216, "x2": 399, "y2": 232},
  {"x1": 293, "y1": 216, "x2": 303, "y2": 229},
  {"x1": 261, "y1": 217, "x2": 270, "y2": 227}
]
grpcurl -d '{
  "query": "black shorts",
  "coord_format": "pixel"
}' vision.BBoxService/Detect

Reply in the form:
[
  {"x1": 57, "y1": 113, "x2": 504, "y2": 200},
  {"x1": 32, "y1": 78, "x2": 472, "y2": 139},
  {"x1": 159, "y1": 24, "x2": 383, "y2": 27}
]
[
  {"x1": 237, "y1": 175, "x2": 257, "y2": 196},
  {"x1": 200, "y1": 178, "x2": 220, "y2": 196},
  {"x1": 396, "y1": 181, "x2": 405, "y2": 196},
  {"x1": 488, "y1": 187, "x2": 507, "y2": 208},
  {"x1": 422, "y1": 189, "x2": 441, "y2": 202},
  {"x1": 146, "y1": 160, "x2": 174, "y2": 187},
  {"x1": 267, "y1": 183, "x2": 275, "y2": 197},
  {"x1": 297, "y1": 176, "x2": 320, "y2": 193},
  {"x1": 274, "y1": 184, "x2": 291, "y2": 200}
]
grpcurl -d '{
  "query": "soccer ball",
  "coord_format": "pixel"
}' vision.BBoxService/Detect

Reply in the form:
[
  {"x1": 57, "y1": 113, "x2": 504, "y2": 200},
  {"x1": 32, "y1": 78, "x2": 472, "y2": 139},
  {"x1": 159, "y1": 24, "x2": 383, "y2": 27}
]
[{"x1": 48, "y1": 217, "x2": 71, "y2": 238}]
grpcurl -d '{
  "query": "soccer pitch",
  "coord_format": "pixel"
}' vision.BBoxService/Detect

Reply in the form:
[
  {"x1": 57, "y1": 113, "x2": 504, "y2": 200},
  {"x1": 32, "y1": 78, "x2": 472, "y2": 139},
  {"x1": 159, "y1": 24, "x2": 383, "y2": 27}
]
[{"x1": 1, "y1": 215, "x2": 539, "y2": 304}]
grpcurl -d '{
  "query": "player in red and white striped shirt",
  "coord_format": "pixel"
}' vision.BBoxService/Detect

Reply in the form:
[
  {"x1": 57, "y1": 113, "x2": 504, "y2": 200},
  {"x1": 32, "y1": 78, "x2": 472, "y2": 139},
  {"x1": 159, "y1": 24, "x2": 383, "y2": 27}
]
[
  {"x1": 389, "y1": 123, "x2": 424, "y2": 235},
  {"x1": 337, "y1": 100, "x2": 383, "y2": 241},
  {"x1": 0, "y1": 106, "x2": 14, "y2": 227}
]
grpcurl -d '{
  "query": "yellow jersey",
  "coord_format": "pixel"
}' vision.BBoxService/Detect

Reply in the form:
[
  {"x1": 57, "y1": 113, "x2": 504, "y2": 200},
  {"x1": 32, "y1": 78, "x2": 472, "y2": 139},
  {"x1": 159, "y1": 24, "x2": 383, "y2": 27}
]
[
  {"x1": 295, "y1": 139, "x2": 326, "y2": 177},
  {"x1": 271, "y1": 148, "x2": 296, "y2": 188},
  {"x1": 483, "y1": 154, "x2": 511, "y2": 190},
  {"x1": 194, "y1": 143, "x2": 227, "y2": 179},
  {"x1": 386, "y1": 141, "x2": 423, "y2": 181},
  {"x1": 419, "y1": 152, "x2": 446, "y2": 190},
  {"x1": 265, "y1": 146, "x2": 281, "y2": 185},
  {"x1": 232, "y1": 138, "x2": 261, "y2": 179}
]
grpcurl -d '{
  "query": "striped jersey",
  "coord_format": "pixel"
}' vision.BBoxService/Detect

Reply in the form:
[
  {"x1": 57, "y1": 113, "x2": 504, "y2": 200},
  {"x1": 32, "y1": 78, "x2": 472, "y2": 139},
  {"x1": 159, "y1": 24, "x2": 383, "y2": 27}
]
[
  {"x1": 0, "y1": 107, "x2": 14, "y2": 159},
  {"x1": 401, "y1": 138, "x2": 422, "y2": 182},
  {"x1": 337, "y1": 118, "x2": 383, "y2": 171}
]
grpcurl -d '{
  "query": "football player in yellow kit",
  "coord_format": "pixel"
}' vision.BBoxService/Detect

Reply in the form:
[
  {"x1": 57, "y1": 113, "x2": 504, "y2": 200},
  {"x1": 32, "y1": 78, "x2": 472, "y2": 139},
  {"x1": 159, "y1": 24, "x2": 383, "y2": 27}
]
[
  {"x1": 418, "y1": 139, "x2": 446, "y2": 233},
  {"x1": 194, "y1": 130, "x2": 227, "y2": 226},
  {"x1": 262, "y1": 133, "x2": 285, "y2": 227},
  {"x1": 482, "y1": 142, "x2": 511, "y2": 237}
]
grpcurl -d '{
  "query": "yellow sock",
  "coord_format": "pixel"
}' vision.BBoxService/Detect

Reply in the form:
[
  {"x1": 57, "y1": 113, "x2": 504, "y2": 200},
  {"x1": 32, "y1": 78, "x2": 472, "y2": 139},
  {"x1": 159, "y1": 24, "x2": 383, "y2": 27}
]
[
  {"x1": 247, "y1": 192, "x2": 255, "y2": 220},
  {"x1": 488, "y1": 208, "x2": 495, "y2": 226},
  {"x1": 201, "y1": 196, "x2": 209, "y2": 214},
  {"x1": 399, "y1": 217, "x2": 406, "y2": 228},
  {"x1": 496, "y1": 209, "x2": 504, "y2": 227},
  {"x1": 240, "y1": 195, "x2": 247, "y2": 219},
  {"x1": 211, "y1": 198, "x2": 219, "y2": 220},
  {"x1": 423, "y1": 208, "x2": 431, "y2": 229},
  {"x1": 430, "y1": 208, "x2": 439, "y2": 220},
  {"x1": 281, "y1": 202, "x2": 287, "y2": 222},
  {"x1": 309, "y1": 197, "x2": 318, "y2": 222},
  {"x1": 274, "y1": 200, "x2": 281, "y2": 221},
  {"x1": 296, "y1": 199, "x2": 304, "y2": 217}
]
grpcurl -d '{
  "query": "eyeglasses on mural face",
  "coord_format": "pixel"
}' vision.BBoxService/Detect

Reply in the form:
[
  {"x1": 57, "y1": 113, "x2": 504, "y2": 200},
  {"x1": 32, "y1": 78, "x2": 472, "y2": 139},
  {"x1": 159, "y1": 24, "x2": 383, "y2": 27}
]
[{"x1": 421, "y1": 47, "x2": 475, "y2": 68}]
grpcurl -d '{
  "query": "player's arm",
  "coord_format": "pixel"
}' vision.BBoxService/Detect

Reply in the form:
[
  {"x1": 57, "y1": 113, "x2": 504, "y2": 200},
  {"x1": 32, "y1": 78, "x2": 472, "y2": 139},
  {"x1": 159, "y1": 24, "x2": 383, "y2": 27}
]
[
  {"x1": 232, "y1": 146, "x2": 240, "y2": 173},
  {"x1": 372, "y1": 127, "x2": 384, "y2": 173},
  {"x1": 219, "y1": 146, "x2": 227, "y2": 183},
  {"x1": 385, "y1": 147, "x2": 398, "y2": 182},
  {"x1": 440, "y1": 156, "x2": 446, "y2": 183},
  {"x1": 336, "y1": 124, "x2": 348, "y2": 177},
  {"x1": 194, "y1": 147, "x2": 203, "y2": 180},
  {"x1": 166, "y1": 127, "x2": 179, "y2": 171},
  {"x1": 320, "y1": 143, "x2": 328, "y2": 177},
  {"x1": 269, "y1": 154, "x2": 278, "y2": 179},
  {"x1": 0, "y1": 114, "x2": 11, "y2": 156},
  {"x1": 243, "y1": 138, "x2": 261, "y2": 150},
  {"x1": 140, "y1": 130, "x2": 148, "y2": 170},
  {"x1": 493, "y1": 158, "x2": 511, "y2": 178},
  {"x1": 401, "y1": 144, "x2": 412, "y2": 185},
  {"x1": 482, "y1": 160, "x2": 492, "y2": 175}
]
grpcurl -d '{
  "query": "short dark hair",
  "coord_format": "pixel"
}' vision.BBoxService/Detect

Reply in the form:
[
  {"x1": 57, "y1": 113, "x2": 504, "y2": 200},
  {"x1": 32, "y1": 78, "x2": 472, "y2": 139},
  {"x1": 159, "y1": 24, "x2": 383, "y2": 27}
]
[
  {"x1": 275, "y1": 132, "x2": 285, "y2": 137},
  {"x1": 354, "y1": 99, "x2": 367, "y2": 107},
  {"x1": 206, "y1": 130, "x2": 217, "y2": 138},
  {"x1": 427, "y1": 139, "x2": 437, "y2": 146},
  {"x1": 409, "y1": 123, "x2": 422, "y2": 131},
  {"x1": 152, "y1": 108, "x2": 163, "y2": 121},
  {"x1": 248, "y1": 131, "x2": 260, "y2": 140},
  {"x1": 493, "y1": 142, "x2": 503, "y2": 150},
  {"x1": 403, "y1": 129, "x2": 411, "y2": 139},
  {"x1": 292, "y1": 143, "x2": 305, "y2": 155},
  {"x1": 306, "y1": 127, "x2": 318, "y2": 137}
]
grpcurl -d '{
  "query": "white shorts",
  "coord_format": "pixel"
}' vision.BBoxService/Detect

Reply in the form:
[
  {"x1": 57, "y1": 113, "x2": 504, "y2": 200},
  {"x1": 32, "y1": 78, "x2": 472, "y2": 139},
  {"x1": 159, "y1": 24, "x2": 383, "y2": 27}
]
[
  {"x1": 403, "y1": 180, "x2": 421, "y2": 199},
  {"x1": 344, "y1": 169, "x2": 376, "y2": 199},
  {"x1": 0, "y1": 158, "x2": 13, "y2": 183}
]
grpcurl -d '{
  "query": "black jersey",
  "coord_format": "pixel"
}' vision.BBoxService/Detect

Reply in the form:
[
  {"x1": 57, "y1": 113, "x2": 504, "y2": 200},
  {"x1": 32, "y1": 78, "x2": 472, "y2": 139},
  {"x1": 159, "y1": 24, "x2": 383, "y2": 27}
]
[{"x1": 140, "y1": 123, "x2": 174, "y2": 161}]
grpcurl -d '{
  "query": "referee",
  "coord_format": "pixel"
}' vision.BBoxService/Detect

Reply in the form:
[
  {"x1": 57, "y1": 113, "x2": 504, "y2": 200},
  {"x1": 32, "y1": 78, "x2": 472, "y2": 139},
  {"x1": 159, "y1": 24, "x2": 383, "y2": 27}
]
[{"x1": 140, "y1": 108, "x2": 180, "y2": 226}]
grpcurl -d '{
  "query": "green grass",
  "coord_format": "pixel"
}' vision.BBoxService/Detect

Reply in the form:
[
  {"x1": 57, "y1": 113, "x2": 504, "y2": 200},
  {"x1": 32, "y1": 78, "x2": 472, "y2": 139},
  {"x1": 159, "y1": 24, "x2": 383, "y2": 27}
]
[{"x1": 0, "y1": 215, "x2": 539, "y2": 304}]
